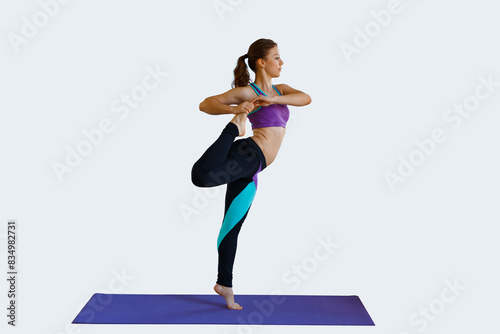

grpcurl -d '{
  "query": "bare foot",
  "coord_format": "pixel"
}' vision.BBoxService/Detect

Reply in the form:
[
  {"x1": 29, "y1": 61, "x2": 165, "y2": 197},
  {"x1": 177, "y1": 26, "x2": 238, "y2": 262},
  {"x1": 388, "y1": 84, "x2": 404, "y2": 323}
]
[
  {"x1": 214, "y1": 284, "x2": 243, "y2": 310},
  {"x1": 230, "y1": 113, "x2": 247, "y2": 137}
]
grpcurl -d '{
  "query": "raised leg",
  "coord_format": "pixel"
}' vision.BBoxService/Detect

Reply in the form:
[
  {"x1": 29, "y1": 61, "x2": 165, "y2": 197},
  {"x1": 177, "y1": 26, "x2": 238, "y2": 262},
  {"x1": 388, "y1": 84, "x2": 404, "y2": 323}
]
[
  {"x1": 191, "y1": 122, "x2": 238, "y2": 186},
  {"x1": 191, "y1": 114, "x2": 250, "y2": 188}
]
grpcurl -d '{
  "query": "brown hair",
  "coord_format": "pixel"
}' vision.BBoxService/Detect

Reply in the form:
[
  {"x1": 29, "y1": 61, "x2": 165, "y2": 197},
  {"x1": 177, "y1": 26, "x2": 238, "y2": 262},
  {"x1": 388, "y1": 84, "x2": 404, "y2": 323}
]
[{"x1": 232, "y1": 38, "x2": 278, "y2": 88}]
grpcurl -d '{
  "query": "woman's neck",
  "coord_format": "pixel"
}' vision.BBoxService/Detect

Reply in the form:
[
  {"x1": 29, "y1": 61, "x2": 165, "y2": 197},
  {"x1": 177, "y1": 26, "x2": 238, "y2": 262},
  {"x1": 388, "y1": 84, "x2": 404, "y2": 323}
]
[{"x1": 253, "y1": 80, "x2": 273, "y2": 95}]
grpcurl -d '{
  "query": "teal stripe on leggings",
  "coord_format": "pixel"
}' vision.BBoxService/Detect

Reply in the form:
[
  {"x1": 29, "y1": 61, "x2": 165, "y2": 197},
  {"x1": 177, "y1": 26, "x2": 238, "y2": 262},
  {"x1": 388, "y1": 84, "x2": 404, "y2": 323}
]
[{"x1": 217, "y1": 181, "x2": 257, "y2": 250}]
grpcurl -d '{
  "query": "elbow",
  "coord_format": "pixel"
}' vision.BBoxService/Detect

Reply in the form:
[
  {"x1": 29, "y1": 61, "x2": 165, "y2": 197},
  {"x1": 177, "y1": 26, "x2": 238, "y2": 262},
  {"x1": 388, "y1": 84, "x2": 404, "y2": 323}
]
[
  {"x1": 199, "y1": 99, "x2": 206, "y2": 112},
  {"x1": 199, "y1": 99, "x2": 210, "y2": 114},
  {"x1": 305, "y1": 94, "x2": 312, "y2": 105}
]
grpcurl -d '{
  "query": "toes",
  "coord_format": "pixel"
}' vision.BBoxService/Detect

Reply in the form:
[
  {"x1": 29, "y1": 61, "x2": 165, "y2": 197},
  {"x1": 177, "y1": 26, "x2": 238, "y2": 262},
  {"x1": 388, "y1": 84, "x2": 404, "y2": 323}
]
[{"x1": 229, "y1": 303, "x2": 243, "y2": 310}]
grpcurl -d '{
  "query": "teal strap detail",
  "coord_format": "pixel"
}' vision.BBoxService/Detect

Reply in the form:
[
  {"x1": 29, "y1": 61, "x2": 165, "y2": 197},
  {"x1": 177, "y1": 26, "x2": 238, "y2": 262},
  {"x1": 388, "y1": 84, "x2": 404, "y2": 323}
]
[
  {"x1": 248, "y1": 83, "x2": 262, "y2": 115},
  {"x1": 248, "y1": 106, "x2": 261, "y2": 115},
  {"x1": 250, "y1": 82, "x2": 267, "y2": 96},
  {"x1": 217, "y1": 181, "x2": 257, "y2": 250},
  {"x1": 272, "y1": 85, "x2": 282, "y2": 96},
  {"x1": 249, "y1": 83, "x2": 262, "y2": 96}
]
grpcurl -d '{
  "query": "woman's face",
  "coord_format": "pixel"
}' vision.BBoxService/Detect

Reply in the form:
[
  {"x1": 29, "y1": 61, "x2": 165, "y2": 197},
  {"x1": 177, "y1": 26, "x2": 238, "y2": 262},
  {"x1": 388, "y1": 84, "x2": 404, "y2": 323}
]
[{"x1": 261, "y1": 46, "x2": 284, "y2": 77}]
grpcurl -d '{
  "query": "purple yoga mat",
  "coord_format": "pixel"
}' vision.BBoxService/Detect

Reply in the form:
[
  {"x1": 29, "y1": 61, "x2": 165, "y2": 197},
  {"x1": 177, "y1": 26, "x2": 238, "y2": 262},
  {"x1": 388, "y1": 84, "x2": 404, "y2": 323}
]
[{"x1": 72, "y1": 293, "x2": 374, "y2": 326}]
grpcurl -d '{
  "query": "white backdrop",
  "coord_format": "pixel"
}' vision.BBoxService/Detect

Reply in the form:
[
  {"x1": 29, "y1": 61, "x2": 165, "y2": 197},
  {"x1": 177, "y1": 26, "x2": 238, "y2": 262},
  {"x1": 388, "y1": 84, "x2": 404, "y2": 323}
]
[{"x1": 1, "y1": 0, "x2": 499, "y2": 333}]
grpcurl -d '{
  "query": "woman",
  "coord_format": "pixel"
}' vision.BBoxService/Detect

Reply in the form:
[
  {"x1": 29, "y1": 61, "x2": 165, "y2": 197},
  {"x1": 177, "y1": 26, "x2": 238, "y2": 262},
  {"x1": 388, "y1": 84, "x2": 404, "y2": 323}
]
[{"x1": 191, "y1": 38, "x2": 311, "y2": 310}]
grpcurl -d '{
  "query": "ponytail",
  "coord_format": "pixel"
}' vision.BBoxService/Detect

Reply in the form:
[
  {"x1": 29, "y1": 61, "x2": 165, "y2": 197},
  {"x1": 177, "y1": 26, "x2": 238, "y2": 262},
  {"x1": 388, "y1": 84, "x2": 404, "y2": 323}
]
[{"x1": 232, "y1": 54, "x2": 250, "y2": 88}]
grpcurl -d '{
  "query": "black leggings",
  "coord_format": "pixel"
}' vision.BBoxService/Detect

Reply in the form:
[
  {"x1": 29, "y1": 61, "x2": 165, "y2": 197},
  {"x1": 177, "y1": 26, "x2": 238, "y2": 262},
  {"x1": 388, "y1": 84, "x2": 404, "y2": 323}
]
[{"x1": 191, "y1": 122, "x2": 267, "y2": 287}]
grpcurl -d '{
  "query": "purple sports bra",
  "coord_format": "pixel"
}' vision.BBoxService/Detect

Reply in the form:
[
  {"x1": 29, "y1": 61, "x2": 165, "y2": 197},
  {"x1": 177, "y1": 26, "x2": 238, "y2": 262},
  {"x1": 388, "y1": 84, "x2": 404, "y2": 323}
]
[{"x1": 247, "y1": 82, "x2": 290, "y2": 129}]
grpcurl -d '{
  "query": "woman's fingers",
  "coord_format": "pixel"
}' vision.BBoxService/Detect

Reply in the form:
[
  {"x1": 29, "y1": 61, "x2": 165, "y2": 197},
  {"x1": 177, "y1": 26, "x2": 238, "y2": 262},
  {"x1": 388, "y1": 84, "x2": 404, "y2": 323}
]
[
  {"x1": 246, "y1": 101, "x2": 257, "y2": 112},
  {"x1": 238, "y1": 98, "x2": 264, "y2": 114},
  {"x1": 250, "y1": 96, "x2": 271, "y2": 107}
]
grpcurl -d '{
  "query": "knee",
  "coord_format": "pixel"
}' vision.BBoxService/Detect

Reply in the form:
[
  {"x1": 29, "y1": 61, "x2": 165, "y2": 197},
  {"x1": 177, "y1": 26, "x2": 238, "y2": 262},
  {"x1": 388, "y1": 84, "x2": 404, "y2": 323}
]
[
  {"x1": 192, "y1": 162, "x2": 233, "y2": 187},
  {"x1": 191, "y1": 163, "x2": 204, "y2": 187},
  {"x1": 191, "y1": 162, "x2": 211, "y2": 187}
]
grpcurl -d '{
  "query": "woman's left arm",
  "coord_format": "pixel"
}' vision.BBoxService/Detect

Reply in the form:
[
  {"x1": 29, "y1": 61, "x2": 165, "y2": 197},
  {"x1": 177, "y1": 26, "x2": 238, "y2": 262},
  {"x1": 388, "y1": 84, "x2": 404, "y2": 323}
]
[{"x1": 273, "y1": 84, "x2": 312, "y2": 106}]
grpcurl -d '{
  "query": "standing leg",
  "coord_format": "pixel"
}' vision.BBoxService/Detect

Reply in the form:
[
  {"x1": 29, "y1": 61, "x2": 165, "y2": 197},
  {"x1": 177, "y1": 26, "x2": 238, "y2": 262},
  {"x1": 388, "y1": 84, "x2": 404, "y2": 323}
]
[
  {"x1": 191, "y1": 115, "x2": 267, "y2": 310},
  {"x1": 214, "y1": 161, "x2": 262, "y2": 310},
  {"x1": 217, "y1": 175, "x2": 257, "y2": 287}
]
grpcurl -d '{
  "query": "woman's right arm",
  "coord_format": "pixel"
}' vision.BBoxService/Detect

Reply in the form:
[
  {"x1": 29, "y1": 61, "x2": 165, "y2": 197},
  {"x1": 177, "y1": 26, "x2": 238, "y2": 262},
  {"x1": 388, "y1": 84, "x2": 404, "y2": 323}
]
[{"x1": 199, "y1": 87, "x2": 253, "y2": 115}]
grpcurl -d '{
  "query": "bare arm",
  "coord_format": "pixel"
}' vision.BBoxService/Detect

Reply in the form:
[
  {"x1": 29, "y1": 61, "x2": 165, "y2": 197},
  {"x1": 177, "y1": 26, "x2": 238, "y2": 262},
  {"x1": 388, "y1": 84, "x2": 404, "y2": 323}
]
[
  {"x1": 199, "y1": 87, "x2": 252, "y2": 115},
  {"x1": 272, "y1": 84, "x2": 312, "y2": 106}
]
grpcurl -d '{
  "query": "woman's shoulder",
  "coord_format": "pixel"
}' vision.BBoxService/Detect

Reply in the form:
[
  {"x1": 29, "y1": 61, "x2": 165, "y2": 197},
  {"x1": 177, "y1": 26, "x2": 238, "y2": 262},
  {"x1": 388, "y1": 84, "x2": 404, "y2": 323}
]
[
  {"x1": 272, "y1": 84, "x2": 287, "y2": 96},
  {"x1": 274, "y1": 84, "x2": 303, "y2": 96}
]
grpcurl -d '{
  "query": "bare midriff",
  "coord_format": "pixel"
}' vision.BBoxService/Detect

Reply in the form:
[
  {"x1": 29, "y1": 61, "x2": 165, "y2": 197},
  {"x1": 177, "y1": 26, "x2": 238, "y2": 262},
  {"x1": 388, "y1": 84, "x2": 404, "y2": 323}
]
[{"x1": 250, "y1": 126, "x2": 286, "y2": 167}]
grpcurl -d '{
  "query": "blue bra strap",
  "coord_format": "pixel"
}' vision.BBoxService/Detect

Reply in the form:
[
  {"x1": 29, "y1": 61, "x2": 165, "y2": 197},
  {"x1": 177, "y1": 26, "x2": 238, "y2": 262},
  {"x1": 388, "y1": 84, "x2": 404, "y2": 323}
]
[
  {"x1": 249, "y1": 83, "x2": 261, "y2": 96},
  {"x1": 250, "y1": 82, "x2": 266, "y2": 96},
  {"x1": 272, "y1": 85, "x2": 282, "y2": 96},
  {"x1": 248, "y1": 105, "x2": 261, "y2": 115},
  {"x1": 248, "y1": 83, "x2": 263, "y2": 115}
]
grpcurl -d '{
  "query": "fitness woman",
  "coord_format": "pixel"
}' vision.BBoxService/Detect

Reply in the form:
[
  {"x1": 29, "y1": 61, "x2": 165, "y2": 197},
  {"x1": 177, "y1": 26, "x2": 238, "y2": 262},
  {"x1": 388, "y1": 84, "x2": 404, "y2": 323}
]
[{"x1": 191, "y1": 38, "x2": 312, "y2": 310}]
